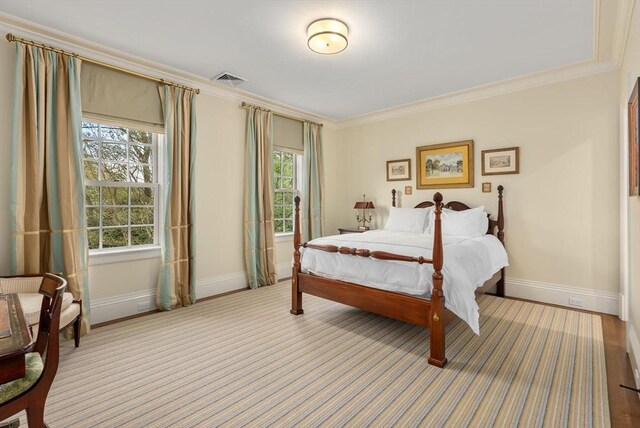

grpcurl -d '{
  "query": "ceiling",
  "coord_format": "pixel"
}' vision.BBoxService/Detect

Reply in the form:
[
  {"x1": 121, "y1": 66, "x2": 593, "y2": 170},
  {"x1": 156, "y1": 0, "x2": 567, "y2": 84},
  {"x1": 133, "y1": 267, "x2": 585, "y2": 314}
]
[{"x1": 0, "y1": 0, "x2": 598, "y2": 120}]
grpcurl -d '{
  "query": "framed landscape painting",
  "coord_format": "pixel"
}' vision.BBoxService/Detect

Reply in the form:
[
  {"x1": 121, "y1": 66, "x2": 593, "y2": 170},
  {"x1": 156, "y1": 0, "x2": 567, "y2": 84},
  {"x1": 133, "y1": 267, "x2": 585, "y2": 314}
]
[
  {"x1": 481, "y1": 147, "x2": 520, "y2": 175},
  {"x1": 386, "y1": 158, "x2": 411, "y2": 181},
  {"x1": 629, "y1": 77, "x2": 639, "y2": 196},
  {"x1": 416, "y1": 140, "x2": 474, "y2": 189}
]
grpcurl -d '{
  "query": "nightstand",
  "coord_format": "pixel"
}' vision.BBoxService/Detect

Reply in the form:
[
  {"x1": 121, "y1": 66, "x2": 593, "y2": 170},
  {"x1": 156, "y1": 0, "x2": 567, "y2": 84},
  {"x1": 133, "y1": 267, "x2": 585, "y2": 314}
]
[{"x1": 338, "y1": 227, "x2": 371, "y2": 234}]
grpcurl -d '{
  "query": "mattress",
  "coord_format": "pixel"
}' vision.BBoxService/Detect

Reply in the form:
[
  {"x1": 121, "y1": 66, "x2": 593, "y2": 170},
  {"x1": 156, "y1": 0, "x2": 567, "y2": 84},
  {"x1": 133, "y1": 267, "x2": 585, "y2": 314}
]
[{"x1": 300, "y1": 230, "x2": 509, "y2": 334}]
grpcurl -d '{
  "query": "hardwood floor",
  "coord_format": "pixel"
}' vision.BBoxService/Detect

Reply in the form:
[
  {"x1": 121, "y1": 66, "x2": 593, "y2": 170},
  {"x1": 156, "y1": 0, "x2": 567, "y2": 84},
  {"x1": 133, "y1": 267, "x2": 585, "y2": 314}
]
[{"x1": 602, "y1": 314, "x2": 640, "y2": 427}]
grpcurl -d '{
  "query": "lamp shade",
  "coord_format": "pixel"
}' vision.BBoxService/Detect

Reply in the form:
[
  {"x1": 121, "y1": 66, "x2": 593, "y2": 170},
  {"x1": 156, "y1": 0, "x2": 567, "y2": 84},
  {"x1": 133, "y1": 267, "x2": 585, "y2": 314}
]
[
  {"x1": 354, "y1": 201, "x2": 375, "y2": 209},
  {"x1": 307, "y1": 18, "x2": 349, "y2": 54}
]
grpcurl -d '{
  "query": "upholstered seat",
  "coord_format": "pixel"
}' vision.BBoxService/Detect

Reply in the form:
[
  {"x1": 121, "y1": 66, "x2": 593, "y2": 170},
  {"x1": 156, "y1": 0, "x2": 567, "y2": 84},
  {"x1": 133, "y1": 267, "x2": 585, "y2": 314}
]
[
  {"x1": 0, "y1": 353, "x2": 44, "y2": 404},
  {"x1": 0, "y1": 275, "x2": 82, "y2": 347}
]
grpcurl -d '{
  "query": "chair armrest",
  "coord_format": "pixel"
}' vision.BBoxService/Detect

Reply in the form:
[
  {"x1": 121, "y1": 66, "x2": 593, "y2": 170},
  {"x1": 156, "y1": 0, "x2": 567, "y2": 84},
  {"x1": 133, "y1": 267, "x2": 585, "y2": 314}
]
[{"x1": 0, "y1": 276, "x2": 43, "y2": 294}]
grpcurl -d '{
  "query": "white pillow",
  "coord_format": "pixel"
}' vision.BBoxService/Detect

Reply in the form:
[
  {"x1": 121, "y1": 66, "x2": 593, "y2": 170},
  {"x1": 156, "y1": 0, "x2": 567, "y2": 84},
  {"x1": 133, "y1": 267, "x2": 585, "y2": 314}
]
[
  {"x1": 384, "y1": 207, "x2": 430, "y2": 234},
  {"x1": 429, "y1": 206, "x2": 488, "y2": 237}
]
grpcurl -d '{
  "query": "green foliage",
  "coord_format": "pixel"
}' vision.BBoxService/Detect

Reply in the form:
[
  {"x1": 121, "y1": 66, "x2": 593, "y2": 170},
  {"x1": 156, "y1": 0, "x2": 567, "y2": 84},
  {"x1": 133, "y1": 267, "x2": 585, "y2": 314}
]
[
  {"x1": 102, "y1": 228, "x2": 128, "y2": 248},
  {"x1": 131, "y1": 187, "x2": 154, "y2": 205},
  {"x1": 102, "y1": 187, "x2": 129, "y2": 205},
  {"x1": 87, "y1": 229, "x2": 99, "y2": 249},
  {"x1": 131, "y1": 226, "x2": 153, "y2": 245},
  {"x1": 131, "y1": 207, "x2": 154, "y2": 225}
]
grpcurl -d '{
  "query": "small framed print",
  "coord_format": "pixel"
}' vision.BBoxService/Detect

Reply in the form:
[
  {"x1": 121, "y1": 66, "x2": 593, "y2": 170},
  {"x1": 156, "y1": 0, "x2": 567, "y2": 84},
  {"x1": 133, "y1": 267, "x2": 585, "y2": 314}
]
[
  {"x1": 386, "y1": 159, "x2": 411, "y2": 181},
  {"x1": 482, "y1": 182, "x2": 491, "y2": 193},
  {"x1": 481, "y1": 147, "x2": 519, "y2": 175},
  {"x1": 404, "y1": 186, "x2": 412, "y2": 195}
]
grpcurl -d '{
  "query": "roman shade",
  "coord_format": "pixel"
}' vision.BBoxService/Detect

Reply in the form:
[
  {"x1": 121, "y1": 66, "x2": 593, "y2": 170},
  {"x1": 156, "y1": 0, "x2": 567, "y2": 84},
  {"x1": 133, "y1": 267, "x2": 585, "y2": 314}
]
[
  {"x1": 81, "y1": 62, "x2": 163, "y2": 129},
  {"x1": 273, "y1": 115, "x2": 303, "y2": 153}
]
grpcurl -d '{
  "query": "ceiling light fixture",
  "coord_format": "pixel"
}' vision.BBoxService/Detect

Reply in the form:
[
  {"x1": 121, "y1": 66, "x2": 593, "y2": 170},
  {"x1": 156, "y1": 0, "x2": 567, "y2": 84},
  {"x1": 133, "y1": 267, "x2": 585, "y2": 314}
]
[{"x1": 307, "y1": 18, "x2": 349, "y2": 55}]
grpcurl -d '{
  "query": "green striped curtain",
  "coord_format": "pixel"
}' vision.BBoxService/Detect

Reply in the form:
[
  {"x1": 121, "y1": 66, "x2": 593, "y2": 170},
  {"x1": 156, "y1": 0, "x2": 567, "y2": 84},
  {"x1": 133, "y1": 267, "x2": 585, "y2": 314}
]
[
  {"x1": 302, "y1": 122, "x2": 324, "y2": 241},
  {"x1": 157, "y1": 86, "x2": 197, "y2": 310},
  {"x1": 244, "y1": 107, "x2": 277, "y2": 288},
  {"x1": 10, "y1": 43, "x2": 91, "y2": 333}
]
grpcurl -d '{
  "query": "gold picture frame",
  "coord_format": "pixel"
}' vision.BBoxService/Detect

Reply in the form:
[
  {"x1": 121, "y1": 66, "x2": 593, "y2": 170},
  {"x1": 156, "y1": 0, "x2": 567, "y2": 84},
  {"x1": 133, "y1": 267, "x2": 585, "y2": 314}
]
[
  {"x1": 481, "y1": 147, "x2": 520, "y2": 175},
  {"x1": 629, "y1": 77, "x2": 639, "y2": 196},
  {"x1": 386, "y1": 158, "x2": 411, "y2": 181},
  {"x1": 416, "y1": 140, "x2": 474, "y2": 189}
]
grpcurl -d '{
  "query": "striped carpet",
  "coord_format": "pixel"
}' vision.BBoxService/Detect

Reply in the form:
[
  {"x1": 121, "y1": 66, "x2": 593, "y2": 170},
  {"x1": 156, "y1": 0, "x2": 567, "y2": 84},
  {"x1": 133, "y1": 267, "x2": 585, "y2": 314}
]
[{"x1": 12, "y1": 281, "x2": 609, "y2": 427}]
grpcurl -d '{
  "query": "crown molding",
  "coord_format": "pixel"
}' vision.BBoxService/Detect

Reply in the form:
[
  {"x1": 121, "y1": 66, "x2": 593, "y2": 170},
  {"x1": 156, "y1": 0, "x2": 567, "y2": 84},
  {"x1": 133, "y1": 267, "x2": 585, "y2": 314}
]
[
  {"x1": 0, "y1": 12, "x2": 338, "y2": 129},
  {"x1": 336, "y1": 59, "x2": 618, "y2": 129},
  {"x1": 612, "y1": 0, "x2": 637, "y2": 67}
]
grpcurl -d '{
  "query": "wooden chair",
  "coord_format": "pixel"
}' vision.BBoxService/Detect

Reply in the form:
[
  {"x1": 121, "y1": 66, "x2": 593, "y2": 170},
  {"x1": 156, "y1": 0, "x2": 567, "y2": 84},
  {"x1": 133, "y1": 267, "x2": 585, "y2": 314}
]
[
  {"x1": 0, "y1": 274, "x2": 81, "y2": 347},
  {"x1": 0, "y1": 273, "x2": 66, "y2": 427}
]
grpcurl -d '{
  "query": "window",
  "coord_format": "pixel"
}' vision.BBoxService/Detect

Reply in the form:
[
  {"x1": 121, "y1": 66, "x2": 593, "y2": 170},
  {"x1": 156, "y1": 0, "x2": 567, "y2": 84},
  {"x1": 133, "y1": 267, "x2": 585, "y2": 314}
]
[
  {"x1": 82, "y1": 121, "x2": 160, "y2": 251},
  {"x1": 273, "y1": 150, "x2": 301, "y2": 235}
]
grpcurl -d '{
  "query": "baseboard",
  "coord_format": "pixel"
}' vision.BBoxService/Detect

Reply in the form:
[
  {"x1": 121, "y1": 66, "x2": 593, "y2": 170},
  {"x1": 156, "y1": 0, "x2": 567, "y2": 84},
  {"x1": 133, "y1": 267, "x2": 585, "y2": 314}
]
[
  {"x1": 90, "y1": 262, "x2": 291, "y2": 324},
  {"x1": 627, "y1": 323, "x2": 640, "y2": 396},
  {"x1": 505, "y1": 278, "x2": 619, "y2": 315}
]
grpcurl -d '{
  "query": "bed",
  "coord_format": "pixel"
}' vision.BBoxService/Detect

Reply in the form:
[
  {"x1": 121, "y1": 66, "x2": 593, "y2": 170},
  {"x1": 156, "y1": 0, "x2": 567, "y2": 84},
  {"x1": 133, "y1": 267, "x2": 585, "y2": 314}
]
[{"x1": 290, "y1": 186, "x2": 507, "y2": 367}]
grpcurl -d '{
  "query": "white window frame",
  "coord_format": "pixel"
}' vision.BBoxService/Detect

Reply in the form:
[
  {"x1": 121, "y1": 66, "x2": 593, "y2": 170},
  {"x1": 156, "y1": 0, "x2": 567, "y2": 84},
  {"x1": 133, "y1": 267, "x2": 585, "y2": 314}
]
[
  {"x1": 82, "y1": 120, "x2": 162, "y2": 263},
  {"x1": 273, "y1": 149, "x2": 303, "y2": 241}
]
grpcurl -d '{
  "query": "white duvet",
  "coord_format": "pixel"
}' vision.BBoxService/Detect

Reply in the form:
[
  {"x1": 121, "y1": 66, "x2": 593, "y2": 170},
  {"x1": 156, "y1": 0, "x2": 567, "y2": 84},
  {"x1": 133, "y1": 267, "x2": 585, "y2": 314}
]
[{"x1": 300, "y1": 230, "x2": 509, "y2": 334}]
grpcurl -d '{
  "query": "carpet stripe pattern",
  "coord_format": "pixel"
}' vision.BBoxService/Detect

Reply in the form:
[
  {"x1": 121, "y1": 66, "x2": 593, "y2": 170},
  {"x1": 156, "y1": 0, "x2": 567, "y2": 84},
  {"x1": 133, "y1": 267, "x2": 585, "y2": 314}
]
[{"x1": 12, "y1": 281, "x2": 609, "y2": 427}]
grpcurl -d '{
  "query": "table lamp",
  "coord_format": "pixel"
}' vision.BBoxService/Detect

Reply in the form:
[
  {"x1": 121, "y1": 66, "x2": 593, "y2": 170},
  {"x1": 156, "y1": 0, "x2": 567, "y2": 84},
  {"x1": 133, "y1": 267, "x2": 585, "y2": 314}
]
[{"x1": 354, "y1": 194, "x2": 375, "y2": 230}]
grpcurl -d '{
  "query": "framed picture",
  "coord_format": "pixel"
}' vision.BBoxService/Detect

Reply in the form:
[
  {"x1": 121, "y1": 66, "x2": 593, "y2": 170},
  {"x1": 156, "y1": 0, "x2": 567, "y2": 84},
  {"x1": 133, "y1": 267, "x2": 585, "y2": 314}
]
[
  {"x1": 386, "y1": 159, "x2": 411, "y2": 181},
  {"x1": 404, "y1": 186, "x2": 412, "y2": 195},
  {"x1": 629, "y1": 77, "x2": 639, "y2": 196},
  {"x1": 481, "y1": 147, "x2": 520, "y2": 175},
  {"x1": 416, "y1": 140, "x2": 474, "y2": 189},
  {"x1": 482, "y1": 182, "x2": 491, "y2": 193}
]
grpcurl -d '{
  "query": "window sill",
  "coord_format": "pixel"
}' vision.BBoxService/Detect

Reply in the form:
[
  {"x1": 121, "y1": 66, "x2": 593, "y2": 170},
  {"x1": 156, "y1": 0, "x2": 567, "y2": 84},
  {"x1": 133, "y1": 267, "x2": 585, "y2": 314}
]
[
  {"x1": 275, "y1": 233, "x2": 294, "y2": 243},
  {"x1": 89, "y1": 246, "x2": 162, "y2": 266}
]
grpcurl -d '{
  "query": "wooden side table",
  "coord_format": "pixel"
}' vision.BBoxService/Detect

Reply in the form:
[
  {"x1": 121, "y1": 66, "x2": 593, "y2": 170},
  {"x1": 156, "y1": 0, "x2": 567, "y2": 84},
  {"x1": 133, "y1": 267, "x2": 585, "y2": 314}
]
[{"x1": 338, "y1": 227, "x2": 373, "y2": 234}]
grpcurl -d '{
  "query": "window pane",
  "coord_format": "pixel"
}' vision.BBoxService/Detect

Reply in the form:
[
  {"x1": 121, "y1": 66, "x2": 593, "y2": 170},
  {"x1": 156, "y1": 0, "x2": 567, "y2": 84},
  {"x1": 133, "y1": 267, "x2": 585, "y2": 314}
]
[
  {"x1": 274, "y1": 205, "x2": 283, "y2": 220},
  {"x1": 283, "y1": 161, "x2": 293, "y2": 177},
  {"x1": 82, "y1": 122, "x2": 99, "y2": 139},
  {"x1": 102, "y1": 186, "x2": 129, "y2": 205},
  {"x1": 83, "y1": 140, "x2": 99, "y2": 159},
  {"x1": 129, "y1": 130, "x2": 152, "y2": 145},
  {"x1": 101, "y1": 162, "x2": 128, "y2": 181},
  {"x1": 285, "y1": 220, "x2": 293, "y2": 233},
  {"x1": 84, "y1": 160, "x2": 99, "y2": 180},
  {"x1": 284, "y1": 205, "x2": 293, "y2": 219},
  {"x1": 274, "y1": 176, "x2": 282, "y2": 189},
  {"x1": 129, "y1": 164, "x2": 153, "y2": 183},
  {"x1": 86, "y1": 207, "x2": 100, "y2": 227},
  {"x1": 283, "y1": 152, "x2": 293, "y2": 163},
  {"x1": 102, "y1": 228, "x2": 128, "y2": 248},
  {"x1": 85, "y1": 186, "x2": 100, "y2": 205},
  {"x1": 272, "y1": 151, "x2": 281, "y2": 164},
  {"x1": 102, "y1": 207, "x2": 129, "y2": 226},
  {"x1": 283, "y1": 192, "x2": 294, "y2": 205},
  {"x1": 274, "y1": 219, "x2": 283, "y2": 233},
  {"x1": 274, "y1": 192, "x2": 283, "y2": 206},
  {"x1": 131, "y1": 207, "x2": 154, "y2": 225},
  {"x1": 101, "y1": 142, "x2": 128, "y2": 162},
  {"x1": 100, "y1": 125, "x2": 127, "y2": 141},
  {"x1": 130, "y1": 187, "x2": 154, "y2": 205},
  {"x1": 130, "y1": 144, "x2": 153, "y2": 164},
  {"x1": 87, "y1": 229, "x2": 99, "y2": 249},
  {"x1": 282, "y1": 178, "x2": 293, "y2": 189},
  {"x1": 131, "y1": 226, "x2": 154, "y2": 245}
]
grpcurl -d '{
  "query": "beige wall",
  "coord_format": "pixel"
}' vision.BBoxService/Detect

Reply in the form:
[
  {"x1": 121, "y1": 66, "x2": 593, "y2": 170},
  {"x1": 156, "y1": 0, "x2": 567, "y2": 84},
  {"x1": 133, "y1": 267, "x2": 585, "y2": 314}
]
[
  {"x1": 620, "y1": 0, "x2": 640, "y2": 370},
  {"x1": 335, "y1": 71, "x2": 621, "y2": 294},
  {"x1": 0, "y1": 40, "x2": 338, "y2": 307}
]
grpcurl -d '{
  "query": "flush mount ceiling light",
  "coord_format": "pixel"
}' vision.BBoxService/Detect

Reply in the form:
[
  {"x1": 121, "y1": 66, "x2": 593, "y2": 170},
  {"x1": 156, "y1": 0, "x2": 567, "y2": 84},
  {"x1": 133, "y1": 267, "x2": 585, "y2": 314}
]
[{"x1": 307, "y1": 18, "x2": 349, "y2": 54}]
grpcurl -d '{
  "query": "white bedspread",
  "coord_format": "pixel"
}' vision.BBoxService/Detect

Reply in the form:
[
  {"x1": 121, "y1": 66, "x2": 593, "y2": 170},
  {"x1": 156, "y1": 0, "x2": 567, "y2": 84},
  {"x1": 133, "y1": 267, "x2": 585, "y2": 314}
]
[{"x1": 300, "y1": 230, "x2": 509, "y2": 334}]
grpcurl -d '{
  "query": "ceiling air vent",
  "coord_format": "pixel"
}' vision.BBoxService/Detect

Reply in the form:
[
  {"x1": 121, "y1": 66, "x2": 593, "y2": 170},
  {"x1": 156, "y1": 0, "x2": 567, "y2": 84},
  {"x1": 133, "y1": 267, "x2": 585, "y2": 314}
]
[{"x1": 212, "y1": 72, "x2": 247, "y2": 88}]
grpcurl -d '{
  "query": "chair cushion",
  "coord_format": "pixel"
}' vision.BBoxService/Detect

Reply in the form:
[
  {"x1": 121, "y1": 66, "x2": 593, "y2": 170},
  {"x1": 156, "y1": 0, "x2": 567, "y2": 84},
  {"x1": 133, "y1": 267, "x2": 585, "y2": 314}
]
[
  {"x1": 0, "y1": 352, "x2": 44, "y2": 404},
  {"x1": 18, "y1": 292, "x2": 75, "y2": 326}
]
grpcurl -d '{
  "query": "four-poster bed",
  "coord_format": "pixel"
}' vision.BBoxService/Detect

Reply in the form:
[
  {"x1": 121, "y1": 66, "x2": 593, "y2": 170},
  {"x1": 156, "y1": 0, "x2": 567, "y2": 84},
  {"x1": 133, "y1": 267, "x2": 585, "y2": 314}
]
[{"x1": 290, "y1": 186, "x2": 506, "y2": 367}]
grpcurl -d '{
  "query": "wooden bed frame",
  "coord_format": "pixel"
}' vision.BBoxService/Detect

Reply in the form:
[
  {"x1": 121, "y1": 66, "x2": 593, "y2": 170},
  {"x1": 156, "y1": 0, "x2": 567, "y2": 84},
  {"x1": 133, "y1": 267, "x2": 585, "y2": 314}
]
[{"x1": 290, "y1": 186, "x2": 505, "y2": 367}]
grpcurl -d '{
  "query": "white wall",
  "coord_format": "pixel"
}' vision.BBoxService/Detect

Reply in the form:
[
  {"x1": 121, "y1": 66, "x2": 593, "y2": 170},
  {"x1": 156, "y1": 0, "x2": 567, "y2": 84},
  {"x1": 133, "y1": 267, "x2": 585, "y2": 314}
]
[
  {"x1": 0, "y1": 39, "x2": 338, "y2": 323},
  {"x1": 335, "y1": 71, "x2": 621, "y2": 304},
  {"x1": 620, "y1": 0, "x2": 640, "y2": 390}
]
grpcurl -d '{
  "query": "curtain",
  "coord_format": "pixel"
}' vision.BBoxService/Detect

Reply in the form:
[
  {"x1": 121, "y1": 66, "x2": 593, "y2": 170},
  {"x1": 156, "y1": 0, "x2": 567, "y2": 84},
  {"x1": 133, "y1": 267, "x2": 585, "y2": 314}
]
[
  {"x1": 10, "y1": 44, "x2": 91, "y2": 333},
  {"x1": 244, "y1": 107, "x2": 278, "y2": 289},
  {"x1": 156, "y1": 86, "x2": 197, "y2": 310},
  {"x1": 302, "y1": 122, "x2": 324, "y2": 241}
]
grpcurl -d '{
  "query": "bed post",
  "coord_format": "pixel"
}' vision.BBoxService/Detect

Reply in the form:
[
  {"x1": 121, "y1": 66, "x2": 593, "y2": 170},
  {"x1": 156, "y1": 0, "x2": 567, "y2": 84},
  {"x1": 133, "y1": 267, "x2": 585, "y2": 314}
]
[
  {"x1": 291, "y1": 195, "x2": 304, "y2": 315},
  {"x1": 391, "y1": 189, "x2": 396, "y2": 207},
  {"x1": 496, "y1": 185, "x2": 506, "y2": 297},
  {"x1": 429, "y1": 192, "x2": 447, "y2": 368}
]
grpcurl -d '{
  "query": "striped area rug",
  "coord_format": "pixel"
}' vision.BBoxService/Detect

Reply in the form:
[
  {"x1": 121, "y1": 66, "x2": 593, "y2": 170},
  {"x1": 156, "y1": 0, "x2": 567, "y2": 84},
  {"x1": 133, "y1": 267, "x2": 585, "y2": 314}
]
[{"x1": 15, "y1": 281, "x2": 609, "y2": 427}]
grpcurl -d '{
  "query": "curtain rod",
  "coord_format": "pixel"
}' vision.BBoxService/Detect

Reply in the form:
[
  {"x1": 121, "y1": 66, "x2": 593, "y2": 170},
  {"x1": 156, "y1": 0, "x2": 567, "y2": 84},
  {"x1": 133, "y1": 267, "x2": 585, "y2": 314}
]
[
  {"x1": 5, "y1": 33, "x2": 200, "y2": 94},
  {"x1": 241, "y1": 102, "x2": 323, "y2": 127}
]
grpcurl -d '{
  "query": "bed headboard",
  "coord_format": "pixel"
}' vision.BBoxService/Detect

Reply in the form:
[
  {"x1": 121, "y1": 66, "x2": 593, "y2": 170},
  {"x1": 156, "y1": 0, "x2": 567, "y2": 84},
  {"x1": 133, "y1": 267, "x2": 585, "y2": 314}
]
[{"x1": 391, "y1": 187, "x2": 505, "y2": 245}]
